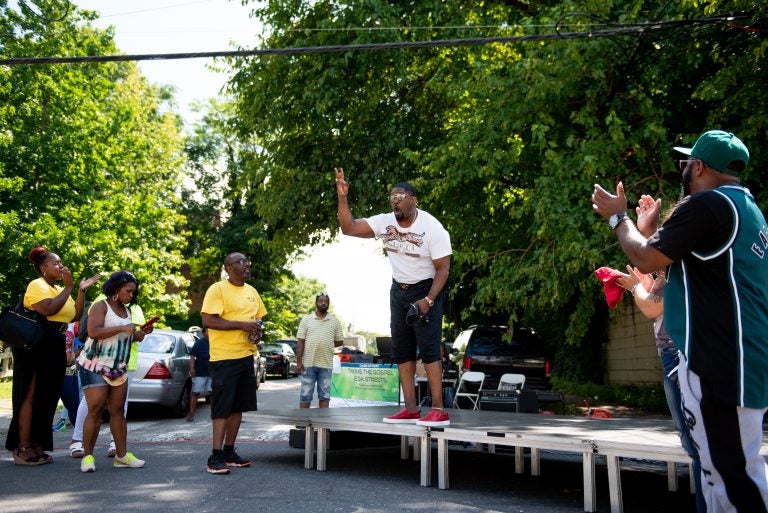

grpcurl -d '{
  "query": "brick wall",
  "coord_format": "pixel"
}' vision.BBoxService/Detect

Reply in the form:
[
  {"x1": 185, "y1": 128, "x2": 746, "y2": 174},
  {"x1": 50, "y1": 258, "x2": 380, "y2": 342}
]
[{"x1": 605, "y1": 301, "x2": 663, "y2": 385}]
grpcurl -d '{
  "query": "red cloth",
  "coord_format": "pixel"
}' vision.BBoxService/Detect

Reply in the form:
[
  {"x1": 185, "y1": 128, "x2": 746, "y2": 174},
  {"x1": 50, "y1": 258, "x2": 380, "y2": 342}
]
[{"x1": 594, "y1": 267, "x2": 625, "y2": 309}]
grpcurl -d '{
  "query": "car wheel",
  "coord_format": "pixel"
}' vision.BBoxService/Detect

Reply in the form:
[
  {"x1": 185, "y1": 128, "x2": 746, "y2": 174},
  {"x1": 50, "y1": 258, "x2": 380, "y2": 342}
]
[
  {"x1": 260, "y1": 370, "x2": 266, "y2": 383},
  {"x1": 282, "y1": 364, "x2": 289, "y2": 379},
  {"x1": 172, "y1": 381, "x2": 191, "y2": 418}
]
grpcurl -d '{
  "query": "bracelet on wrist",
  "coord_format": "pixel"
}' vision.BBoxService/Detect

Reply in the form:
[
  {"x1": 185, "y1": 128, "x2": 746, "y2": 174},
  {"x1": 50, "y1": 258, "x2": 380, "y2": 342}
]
[{"x1": 630, "y1": 283, "x2": 640, "y2": 296}]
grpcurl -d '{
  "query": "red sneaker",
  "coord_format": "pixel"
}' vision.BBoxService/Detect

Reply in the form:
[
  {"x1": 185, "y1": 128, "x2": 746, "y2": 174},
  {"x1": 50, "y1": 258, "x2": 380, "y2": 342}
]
[
  {"x1": 416, "y1": 409, "x2": 450, "y2": 427},
  {"x1": 382, "y1": 408, "x2": 422, "y2": 424}
]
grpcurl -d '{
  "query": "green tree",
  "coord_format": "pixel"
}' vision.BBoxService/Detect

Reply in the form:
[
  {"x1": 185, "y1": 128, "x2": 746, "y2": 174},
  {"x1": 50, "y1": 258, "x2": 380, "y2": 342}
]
[
  {"x1": 0, "y1": 2, "x2": 190, "y2": 320},
  {"x1": 263, "y1": 273, "x2": 327, "y2": 339},
  {"x1": 227, "y1": 0, "x2": 767, "y2": 382}
]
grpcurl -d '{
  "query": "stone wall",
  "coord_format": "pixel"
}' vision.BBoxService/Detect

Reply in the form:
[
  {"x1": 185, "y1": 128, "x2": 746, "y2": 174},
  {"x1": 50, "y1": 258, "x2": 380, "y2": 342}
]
[{"x1": 605, "y1": 301, "x2": 662, "y2": 385}]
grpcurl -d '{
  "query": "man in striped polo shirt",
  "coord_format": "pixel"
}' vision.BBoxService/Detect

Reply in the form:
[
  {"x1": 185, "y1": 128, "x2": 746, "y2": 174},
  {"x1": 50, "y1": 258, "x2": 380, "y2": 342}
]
[{"x1": 296, "y1": 292, "x2": 344, "y2": 408}]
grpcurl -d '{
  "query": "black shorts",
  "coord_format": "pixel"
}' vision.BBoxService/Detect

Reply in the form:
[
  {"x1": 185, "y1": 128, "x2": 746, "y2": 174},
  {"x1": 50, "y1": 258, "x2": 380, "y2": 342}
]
[
  {"x1": 209, "y1": 355, "x2": 257, "y2": 419},
  {"x1": 390, "y1": 279, "x2": 443, "y2": 365}
]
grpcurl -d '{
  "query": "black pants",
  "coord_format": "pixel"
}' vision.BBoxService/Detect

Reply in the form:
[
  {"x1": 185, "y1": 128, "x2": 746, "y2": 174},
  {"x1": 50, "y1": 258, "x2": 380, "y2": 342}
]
[{"x1": 5, "y1": 329, "x2": 66, "y2": 452}]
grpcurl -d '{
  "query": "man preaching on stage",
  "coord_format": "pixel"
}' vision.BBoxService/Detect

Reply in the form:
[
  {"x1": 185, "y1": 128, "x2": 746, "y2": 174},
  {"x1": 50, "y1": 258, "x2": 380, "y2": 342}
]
[{"x1": 334, "y1": 167, "x2": 452, "y2": 427}]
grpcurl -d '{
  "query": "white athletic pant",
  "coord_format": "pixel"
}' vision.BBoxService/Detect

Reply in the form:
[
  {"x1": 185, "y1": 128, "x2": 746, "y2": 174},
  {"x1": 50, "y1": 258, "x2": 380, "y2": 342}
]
[{"x1": 678, "y1": 355, "x2": 768, "y2": 512}]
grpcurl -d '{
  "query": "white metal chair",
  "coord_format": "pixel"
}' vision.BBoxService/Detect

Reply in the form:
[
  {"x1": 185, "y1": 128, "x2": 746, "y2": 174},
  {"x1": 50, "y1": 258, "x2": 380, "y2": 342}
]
[
  {"x1": 453, "y1": 371, "x2": 485, "y2": 410},
  {"x1": 498, "y1": 373, "x2": 526, "y2": 391}
]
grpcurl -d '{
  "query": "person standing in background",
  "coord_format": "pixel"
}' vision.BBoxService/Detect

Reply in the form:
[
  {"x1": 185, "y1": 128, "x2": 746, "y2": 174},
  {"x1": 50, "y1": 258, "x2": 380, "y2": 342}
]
[
  {"x1": 187, "y1": 327, "x2": 212, "y2": 421},
  {"x1": 296, "y1": 292, "x2": 344, "y2": 408},
  {"x1": 609, "y1": 190, "x2": 705, "y2": 513},
  {"x1": 52, "y1": 322, "x2": 82, "y2": 432}
]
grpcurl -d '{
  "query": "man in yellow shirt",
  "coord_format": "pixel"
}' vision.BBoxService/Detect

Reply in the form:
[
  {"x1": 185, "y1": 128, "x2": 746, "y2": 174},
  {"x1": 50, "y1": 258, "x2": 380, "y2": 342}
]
[{"x1": 201, "y1": 252, "x2": 266, "y2": 475}]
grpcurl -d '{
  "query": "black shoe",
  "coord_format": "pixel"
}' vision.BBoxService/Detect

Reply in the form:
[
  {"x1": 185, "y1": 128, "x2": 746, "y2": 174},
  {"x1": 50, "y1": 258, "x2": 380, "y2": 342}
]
[
  {"x1": 223, "y1": 449, "x2": 251, "y2": 468},
  {"x1": 206, "y1": 453, "x2": 230, "y2": 475}
]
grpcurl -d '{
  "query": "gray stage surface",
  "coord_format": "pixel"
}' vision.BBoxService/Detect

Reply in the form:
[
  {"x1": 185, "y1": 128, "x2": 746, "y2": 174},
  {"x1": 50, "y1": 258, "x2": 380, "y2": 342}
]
[{"x1": 252, "y1": 406, "x2": 765, "y2": 513}]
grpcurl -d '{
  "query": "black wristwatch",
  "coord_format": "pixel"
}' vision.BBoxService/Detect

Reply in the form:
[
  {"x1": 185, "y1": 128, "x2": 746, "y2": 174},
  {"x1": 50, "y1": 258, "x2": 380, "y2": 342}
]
[{"x1": 608, "y1": 212, "x2": 628, "y2": 230}]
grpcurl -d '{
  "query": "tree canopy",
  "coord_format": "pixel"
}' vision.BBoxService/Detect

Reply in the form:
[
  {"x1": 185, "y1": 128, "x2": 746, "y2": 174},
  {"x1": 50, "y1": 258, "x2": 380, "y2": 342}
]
[
  {"x1": 2, "y1": 0, "x2": 766, "y2": 383},
  {"x1": 0, "y1": 1, "x2": 189, "y2": 320},
  {"x1": 225, "y1": 0, "x2": 767, "y2": 381}
]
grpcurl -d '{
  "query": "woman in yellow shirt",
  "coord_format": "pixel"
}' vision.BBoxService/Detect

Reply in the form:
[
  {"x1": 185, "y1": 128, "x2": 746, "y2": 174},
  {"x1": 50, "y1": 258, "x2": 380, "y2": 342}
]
[{"x1": 5, "y1": 246, "x2": 100, "y2": 465}]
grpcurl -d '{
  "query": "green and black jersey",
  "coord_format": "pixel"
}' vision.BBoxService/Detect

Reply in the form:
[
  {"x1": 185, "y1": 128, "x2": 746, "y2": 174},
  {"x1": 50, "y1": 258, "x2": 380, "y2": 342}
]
[{"x1": 649, "y1": 185, "x2": 768, "y2": 408}]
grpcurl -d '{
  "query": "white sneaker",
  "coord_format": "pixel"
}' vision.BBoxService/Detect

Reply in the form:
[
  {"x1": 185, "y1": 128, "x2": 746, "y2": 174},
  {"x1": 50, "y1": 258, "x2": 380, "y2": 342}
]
[
  {"x1": 80, "y1": 455, "x2": 95, "y2": 473},
  {"x1": 113, "y1": 452, "x2": 145, "y2": 468},
  {"x1": 107, "y1": 440, "x2": 116, "y2": 458}
]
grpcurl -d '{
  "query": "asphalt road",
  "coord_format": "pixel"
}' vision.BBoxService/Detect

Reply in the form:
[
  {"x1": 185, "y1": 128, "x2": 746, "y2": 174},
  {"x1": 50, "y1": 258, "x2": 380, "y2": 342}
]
[{"x1": 0, "y1": 376, "x2": 697, "y2": 513}]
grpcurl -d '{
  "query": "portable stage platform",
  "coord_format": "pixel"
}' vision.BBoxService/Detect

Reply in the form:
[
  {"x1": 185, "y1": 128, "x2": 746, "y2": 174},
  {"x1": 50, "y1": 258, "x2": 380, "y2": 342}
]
[{"x1": 250, "y1": 406, "x2": 768, "y2": 513}]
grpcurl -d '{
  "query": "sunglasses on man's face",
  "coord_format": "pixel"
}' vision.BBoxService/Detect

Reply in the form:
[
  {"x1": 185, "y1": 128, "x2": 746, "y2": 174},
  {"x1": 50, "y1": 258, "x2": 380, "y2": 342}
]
[
  {"x1": 389, "y1": 193, "x2": 412, "y2": 202},
  {"x1": 677, "y1": 159, "x2": 698, "y2": 172}
]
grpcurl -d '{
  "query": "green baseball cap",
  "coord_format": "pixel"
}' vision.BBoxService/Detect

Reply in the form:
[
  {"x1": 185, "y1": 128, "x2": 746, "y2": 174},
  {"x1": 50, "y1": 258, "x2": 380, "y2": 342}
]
[{"x1": 674, "y1": 130, "x2": 749, "y2": 176}]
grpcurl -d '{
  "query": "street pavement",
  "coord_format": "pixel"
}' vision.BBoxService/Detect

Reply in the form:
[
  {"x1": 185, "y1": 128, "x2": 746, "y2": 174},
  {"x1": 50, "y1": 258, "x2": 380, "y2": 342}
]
[{"x1": 0, "y1": 377, "x2": 696, "y2": 513}]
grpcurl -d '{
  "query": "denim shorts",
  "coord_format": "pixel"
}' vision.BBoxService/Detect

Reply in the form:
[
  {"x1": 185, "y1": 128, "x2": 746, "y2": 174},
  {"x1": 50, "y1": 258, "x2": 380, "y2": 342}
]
[
  {"x1": 299, "y1": 367, "x2": 332, "y2": 403},
  {"x1": 78, "y1": 366, "x2": 108, "y2": 389},
  {"x1": 191, "y1": 375, "x2": 212, "y2": 394}
]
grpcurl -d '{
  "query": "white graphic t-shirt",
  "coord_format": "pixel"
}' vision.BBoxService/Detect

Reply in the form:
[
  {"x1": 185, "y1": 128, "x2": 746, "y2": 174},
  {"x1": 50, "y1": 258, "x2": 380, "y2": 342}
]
[{"x1": 365, "y1": 209, "x2": 452, "y2": 284}]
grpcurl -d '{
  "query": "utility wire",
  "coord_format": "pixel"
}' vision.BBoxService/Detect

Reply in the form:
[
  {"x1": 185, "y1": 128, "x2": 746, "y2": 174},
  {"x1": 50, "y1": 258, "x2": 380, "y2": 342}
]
[{"x1": 0, "y1": 14, "x2": 752, "y2": 66}]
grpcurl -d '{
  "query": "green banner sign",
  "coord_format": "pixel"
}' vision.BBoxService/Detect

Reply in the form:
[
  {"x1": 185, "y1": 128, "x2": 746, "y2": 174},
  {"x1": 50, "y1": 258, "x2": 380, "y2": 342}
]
[{"x1": 330, "y1": 363, "x2": 400, "y2": 405}]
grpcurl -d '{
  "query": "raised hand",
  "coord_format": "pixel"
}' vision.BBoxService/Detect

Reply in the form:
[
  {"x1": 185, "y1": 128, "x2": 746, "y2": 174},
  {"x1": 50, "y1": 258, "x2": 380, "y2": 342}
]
[
  {"x1": 79, "y1": 273, "x2": 102, "y2": 292},
  {"x1": 334, "y1": 167, "x2": 349, "y2": 197},
  {"x1": 592, "y1": 182, "x2": 628, "y2": 220}
]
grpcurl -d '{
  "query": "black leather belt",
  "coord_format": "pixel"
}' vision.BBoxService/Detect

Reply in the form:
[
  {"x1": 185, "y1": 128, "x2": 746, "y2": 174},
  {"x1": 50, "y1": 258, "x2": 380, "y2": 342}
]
[
  {"x1": 48, "y1": 321, "x2": 68, "y2": 333},
  {"x1": 393, "y1": 278, "x2": 432, "y2": 290}
]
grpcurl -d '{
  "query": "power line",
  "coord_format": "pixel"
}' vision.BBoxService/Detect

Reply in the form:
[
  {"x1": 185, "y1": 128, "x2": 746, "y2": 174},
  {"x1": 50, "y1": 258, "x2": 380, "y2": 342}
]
[
  {"x1": 89, "y1": 0, "x2": 218, "y2": 19},
  {"x1": 0, "y1": 14, "x2": 752, "y2": 66}
]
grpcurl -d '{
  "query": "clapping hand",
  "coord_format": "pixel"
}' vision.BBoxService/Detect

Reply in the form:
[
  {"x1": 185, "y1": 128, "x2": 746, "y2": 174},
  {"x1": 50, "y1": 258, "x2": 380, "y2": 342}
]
[
  {"x1": 616, "y1": 265, "x2": 653, "y2": 294},
  {"x1": 79, "y1": 273, "x2": 102, "y2": 292},
  {"x1": 635, "y1": 195, "x2": 662, "y2": 237},
  {"x1": 592, "y1": 182, "x2": 628, "y2": 219}
]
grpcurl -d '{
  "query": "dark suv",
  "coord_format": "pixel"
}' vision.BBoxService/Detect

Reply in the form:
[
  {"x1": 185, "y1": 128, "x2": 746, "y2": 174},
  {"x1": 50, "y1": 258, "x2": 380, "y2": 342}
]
[{"x1": 451, "y1": 325, "x2": 552, "y2": 390}]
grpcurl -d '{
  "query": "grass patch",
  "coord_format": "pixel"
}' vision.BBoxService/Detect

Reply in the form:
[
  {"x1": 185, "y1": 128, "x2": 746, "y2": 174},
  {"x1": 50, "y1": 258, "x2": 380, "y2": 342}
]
[{"x1": 0, "y1": 380, "x2": 11, "y2": 401}]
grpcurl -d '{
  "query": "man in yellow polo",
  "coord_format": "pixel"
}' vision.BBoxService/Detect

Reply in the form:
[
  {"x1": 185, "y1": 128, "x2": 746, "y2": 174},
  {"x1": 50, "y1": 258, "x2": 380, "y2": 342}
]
[{"x1": 201, "y1": 252, "x2": 266, "y2": 475}]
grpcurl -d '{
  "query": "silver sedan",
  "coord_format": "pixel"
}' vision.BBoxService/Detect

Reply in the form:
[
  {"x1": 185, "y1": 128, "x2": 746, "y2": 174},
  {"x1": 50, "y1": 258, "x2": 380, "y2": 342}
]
[{"x1": 128, "y1": 329, "x2": 196, "y2": 418}]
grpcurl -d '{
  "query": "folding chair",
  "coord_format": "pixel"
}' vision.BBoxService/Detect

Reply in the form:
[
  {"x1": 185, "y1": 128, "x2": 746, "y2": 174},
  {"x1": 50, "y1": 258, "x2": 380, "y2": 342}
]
[
  {"x1": 498, "y1": 373, "x2": 526, "y2": 391},
  {"x1": 453, "y1": 371, "x2": 485, "y2": 410}
]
